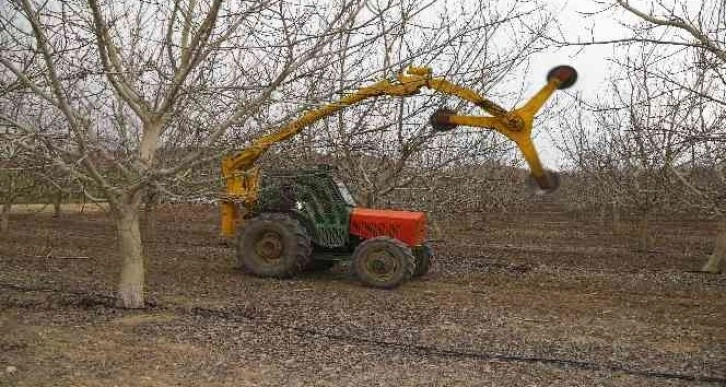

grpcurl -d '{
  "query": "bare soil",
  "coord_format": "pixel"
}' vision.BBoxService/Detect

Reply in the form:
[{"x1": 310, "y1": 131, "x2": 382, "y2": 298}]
[{"x1": 0, "y1": 206, "x2": 724, "y2": 386}]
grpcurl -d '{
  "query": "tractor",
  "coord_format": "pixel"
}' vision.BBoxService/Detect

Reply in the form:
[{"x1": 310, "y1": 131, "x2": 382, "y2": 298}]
[
  {"x1": 220, "y1": 65, "x2": 578, "y2": 288},
  {"x1": 237, "y1": 165, "x2": 432, "y2": 288}
]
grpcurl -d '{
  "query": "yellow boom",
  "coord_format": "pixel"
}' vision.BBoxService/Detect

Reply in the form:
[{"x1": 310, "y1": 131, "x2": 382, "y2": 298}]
[{"x1": 220, "y1": 65, "x2": 577, "y2": 237}]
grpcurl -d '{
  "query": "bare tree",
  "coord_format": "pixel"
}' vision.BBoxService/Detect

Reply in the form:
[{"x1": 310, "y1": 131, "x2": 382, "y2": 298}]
[
  {"x1": 266, "y1": 1, "x2": 556, "y2": 208},
  {"x1": 0, "y1": 138, "x2": 29, "y2": 232},
  {"x1": 0, "y1": 0, "x2": 426, "y2": 307},
  {"x1": 0, "y1": 103, "x2": 63, "y2": 230},
  {"x1": 609, "y1": 0, "x2": 725, "y2": 270},
  {"x1": 554, "y1": 0, "x2": 725, "y2": 269}
]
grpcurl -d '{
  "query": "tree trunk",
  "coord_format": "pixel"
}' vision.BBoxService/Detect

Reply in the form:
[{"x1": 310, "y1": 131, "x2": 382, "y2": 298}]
[
  {"x1": 2, "y1": 174, "x2": 15, "y2": 232},
  {"x1": 1, "y1": 201, "x2": 11, "y2": 232},
  {"x1": 113, "y1": 120, "x2": 161, "y2": 309},
  {"x1": 701, "y1": 223, "x2": 725, "y2": 273},
  {"x1": 142, "y1": 188, "x2": 157, "y2": 241},
  {"x1": 52, "y1": 189, "x2": 62, "y2": 217},
  {"x1": 636, "y1": 211, "x2": 653, "y2": 252},
  {"x1": 360, "y1": 191, "x2": 375, "y2": 208},
  {"x1": 611, "y1": 200, "x2": 621, "y2": 234},
  {"x1": 114, "y1": 194, "x2": 145, "y2": 308},
  {"x1": 80, "y1": 186, "x2": 86, "y2": 213}
]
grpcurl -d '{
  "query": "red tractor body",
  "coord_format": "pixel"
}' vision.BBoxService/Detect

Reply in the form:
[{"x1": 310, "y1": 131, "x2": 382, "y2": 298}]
[{"x1": 349, "y1": 208, "x2": 426, "y2": 246}]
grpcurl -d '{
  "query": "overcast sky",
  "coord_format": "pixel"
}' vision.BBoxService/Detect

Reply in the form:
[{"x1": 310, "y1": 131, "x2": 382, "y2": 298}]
[
  {"x1": 523, "y1": 0, "x2": 632, "y2": 167},
  {"x1": 519, "y1": 0, "x2": 712, "y2": 168},
  {"x1": 524, "y1": 0, "x2": 639, "y2": 95}
]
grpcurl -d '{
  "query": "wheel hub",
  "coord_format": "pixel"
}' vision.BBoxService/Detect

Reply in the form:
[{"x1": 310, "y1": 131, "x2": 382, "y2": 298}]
[
  {"x1": 256, "y1": 232, "x2": 284, "y2": 261},
  {"x1": 366, "y1": 250, "x2": 398, "y2": 279}
]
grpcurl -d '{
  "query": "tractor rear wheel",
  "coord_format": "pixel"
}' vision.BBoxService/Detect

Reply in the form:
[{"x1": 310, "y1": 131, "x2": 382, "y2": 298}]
[
  {"x1": 237, "y1": 213, "x2": 312, "y2": 278},
  {"x1": 352, "y1": 237, "x2": 415, "y2": 289}
]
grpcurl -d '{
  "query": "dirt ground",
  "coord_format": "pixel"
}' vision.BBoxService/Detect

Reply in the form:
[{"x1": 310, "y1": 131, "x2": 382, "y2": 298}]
[{"x1": 0, "y1": 205, "x2": 724, "y2": 386}]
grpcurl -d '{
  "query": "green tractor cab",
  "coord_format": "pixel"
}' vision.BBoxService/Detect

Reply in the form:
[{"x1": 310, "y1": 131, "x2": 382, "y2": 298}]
[{"x1": 236, "y1": 165, "x2": 433, "y2": 288}]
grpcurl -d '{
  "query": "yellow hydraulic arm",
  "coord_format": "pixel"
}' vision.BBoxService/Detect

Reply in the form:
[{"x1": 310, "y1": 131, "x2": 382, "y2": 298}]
[{"x1": 220, "y1": 65, "x2": 578, "y2": 237}]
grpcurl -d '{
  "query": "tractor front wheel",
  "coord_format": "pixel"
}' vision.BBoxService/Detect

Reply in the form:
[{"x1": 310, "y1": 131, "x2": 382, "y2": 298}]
[
  {"x1": 237, "y1": 213, "x2": 312, "y2": 278},
  {"x1": 352, "y1": 237, "x2": 415, "y2": 289}
]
